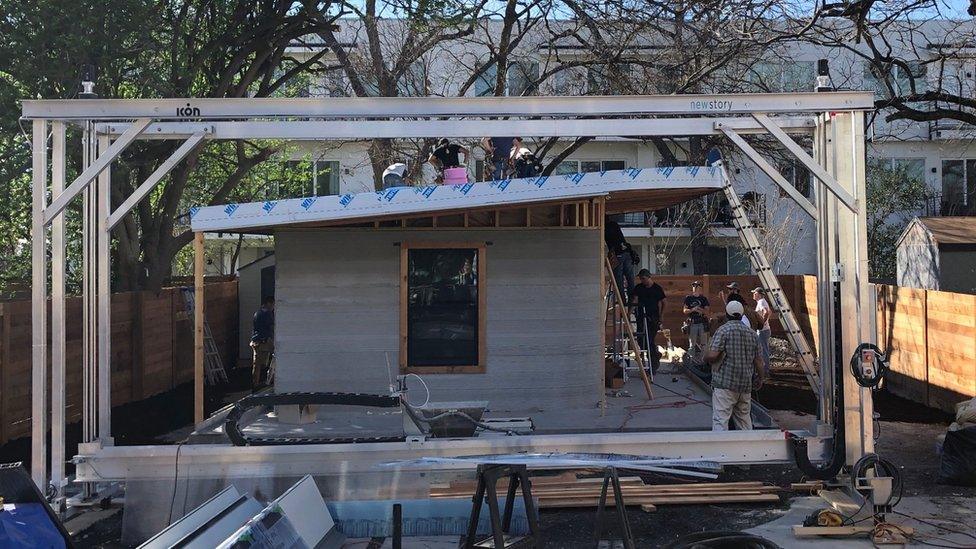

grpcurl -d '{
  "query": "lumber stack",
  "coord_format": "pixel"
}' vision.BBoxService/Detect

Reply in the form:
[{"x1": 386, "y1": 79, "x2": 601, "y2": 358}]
[{"x1": 429, "y1": 475, "x2": 782, "y2": 511}]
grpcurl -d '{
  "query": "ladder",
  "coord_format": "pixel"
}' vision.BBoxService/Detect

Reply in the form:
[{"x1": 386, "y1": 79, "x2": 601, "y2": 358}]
[
  {"x1": 181, "y1": 288, "x2": 229, "y2": 386},
  {"x1": 604, "y1": 257, "x2": 654, "y2": 399},
  {"x1": 718, "y1": 163, "x2": 822, "y2": 394}
]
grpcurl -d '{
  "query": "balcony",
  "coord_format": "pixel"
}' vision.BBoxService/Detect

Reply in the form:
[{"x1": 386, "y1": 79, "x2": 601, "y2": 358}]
[
  {"x1": 923, "y1": 193, "x2": 976, "y2": 217},
  {"x1": 614, "y1": 192, "x2": 767, "y2": 229}
]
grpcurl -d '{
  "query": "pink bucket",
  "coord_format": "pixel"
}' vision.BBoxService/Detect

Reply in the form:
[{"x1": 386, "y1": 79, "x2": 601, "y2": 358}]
[{"x1": 443, "y1": 167, "x2": 468, "y2": 185}]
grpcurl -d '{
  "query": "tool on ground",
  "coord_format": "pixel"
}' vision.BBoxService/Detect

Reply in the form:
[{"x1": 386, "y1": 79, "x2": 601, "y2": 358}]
[
  {"x1": 181, "y1": 287, "x2": 228, "y2": 386},
  {"x1": 463, "y1": 464, "x2": 541, "y2": 549},
  {"x1": 717, "y1": 162, "x2": 821, "y2": 394}
]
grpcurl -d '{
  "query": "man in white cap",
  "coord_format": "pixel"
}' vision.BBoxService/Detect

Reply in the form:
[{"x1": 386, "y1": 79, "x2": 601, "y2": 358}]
[{"x1": 703, "y1": 300, "x2": 764, "y2": 431}]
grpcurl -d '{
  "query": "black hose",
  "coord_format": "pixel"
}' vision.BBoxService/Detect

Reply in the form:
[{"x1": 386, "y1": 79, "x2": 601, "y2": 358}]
[
  {"x1": 662, "y1": 530, "x2": 782, "y2": 549},
  {"x1": 851, "y1": 453, "x2": 903, "y2": 508},
  {"x1": 791, "y1": 282, "x2": 847, "y2": 480},
  {"x1": 849, "y1": 343, "x2": 888, "y2": 389}
]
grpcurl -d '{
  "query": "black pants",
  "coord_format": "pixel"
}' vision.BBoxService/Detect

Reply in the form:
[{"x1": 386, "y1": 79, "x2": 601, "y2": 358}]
[{"x1": 635, "y1": 310, "x2": 661, "y2": 373}]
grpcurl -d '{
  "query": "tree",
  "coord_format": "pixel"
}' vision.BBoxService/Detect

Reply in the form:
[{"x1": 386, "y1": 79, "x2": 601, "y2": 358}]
[
  {"x1": 865, "y1": 160, "x2": 930, "y2": 281},
  {"x1": 0, "y1": 0, "x2": 345, "y2": 291}
]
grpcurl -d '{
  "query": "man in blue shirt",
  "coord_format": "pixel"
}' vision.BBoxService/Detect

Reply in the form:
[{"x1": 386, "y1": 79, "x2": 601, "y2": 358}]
[{"x1": 250, "y1": 296, "x2": 275, "y2": 389}]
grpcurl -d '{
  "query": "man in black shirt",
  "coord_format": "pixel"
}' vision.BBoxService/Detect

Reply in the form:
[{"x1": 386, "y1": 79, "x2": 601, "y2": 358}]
[
  {"x1": 682, "y1": 281, "x2": 711, "y2": 364},
  {"x1": 605, "y1": 216, "x2": 635, "y2": 302},
  {"x1": 428, "y1": 138, "x2": 468, "y2": 181},
  {"x1": 630, "y1": 269, "x2": 666, "y2": 373},
  {"x1": 250, "y1": 296, "x2": 275, "y2": 389},
  {"x1": 720, "y1": 281, "x2": 745, "y2": 305}
]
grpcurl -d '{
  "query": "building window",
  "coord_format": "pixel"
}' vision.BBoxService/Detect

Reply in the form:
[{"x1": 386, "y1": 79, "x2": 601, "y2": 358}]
[
  {"x1": 862, "y1": 61, "x2": 928, "y2": 97},
  {"x1": 400, "y1": 243, "x2": 486, "y2": 374},
  {"x1": 557, "y1": 160, "x2": 627, "y2": 174},
  {"x1": 314, "y1": 160, "x2": 341, "y2": 196},
  {"x1": 281, "y1": 160, "x2": 341, "y2": 197},
  {"x1": 748, "y1": 61, "x2": 815, "y2": 92},
  {"x1": 942, "y1": 159, "x2": 976, "y2": 208},
  {"x1": 777, "y1": 160, "x2": 813, "y2": 199},
  {"x1": 586, "y1": 64, "x2": 632, "y2": 95},
  {"x1": 475, "y1": 61, "x2": 540, "y2": 97}
]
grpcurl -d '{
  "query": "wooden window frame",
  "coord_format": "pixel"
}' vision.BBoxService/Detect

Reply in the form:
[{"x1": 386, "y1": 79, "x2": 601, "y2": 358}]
[{"x1": 400, "y1": 242, "x2": 487, "y2": 374}]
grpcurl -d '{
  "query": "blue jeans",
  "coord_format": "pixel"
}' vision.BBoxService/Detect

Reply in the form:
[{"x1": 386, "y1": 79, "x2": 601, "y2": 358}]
[
  {"x1": 612, "y1": 252, "x2": 634, "y2": 303},
  {"x1": 491, "y1": 159, "x2": 508, "y2": 180},
  {"x1": 757, "y1": 328, "x2": 771, "y2": 376}
]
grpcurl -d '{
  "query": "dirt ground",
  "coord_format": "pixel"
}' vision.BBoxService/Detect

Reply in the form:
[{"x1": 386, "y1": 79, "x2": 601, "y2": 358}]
[{"x1": 68, "y1": 338, "x2": 975, "y2": 547}]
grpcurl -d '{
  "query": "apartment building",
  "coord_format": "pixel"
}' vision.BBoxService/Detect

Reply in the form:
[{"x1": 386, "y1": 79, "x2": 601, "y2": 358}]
[{"x1": 208, "y1": 19, "x2": 976, "y2": 277}]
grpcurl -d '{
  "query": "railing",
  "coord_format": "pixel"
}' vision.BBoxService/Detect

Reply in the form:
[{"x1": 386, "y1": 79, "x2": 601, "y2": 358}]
[
  {"x1": 922, "y1": 193, "x2": 976, "y2": 217},
  {"x1": 614, "y1": 193, "x2": 766, "y2": 229}
]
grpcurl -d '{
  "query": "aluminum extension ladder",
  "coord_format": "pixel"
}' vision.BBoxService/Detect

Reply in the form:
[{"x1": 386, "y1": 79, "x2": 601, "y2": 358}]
[
  {"x1": 604, "y1": 257, "x2": 654, "y2": 399},
  {"x1": 181, "y1": 288, "x2": 229, "y2": 386},
  {"x1": 718, "y1": 163, "x2": 822, "y2": 394}
]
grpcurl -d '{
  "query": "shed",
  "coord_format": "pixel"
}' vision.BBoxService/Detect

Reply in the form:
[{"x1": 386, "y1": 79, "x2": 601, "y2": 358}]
[
  {"x1": 192, "y1": 168, "x2": 722, "y2": 414},
  {"x1": 896, "y1": 216, "x2": 976, "y2": 294}
]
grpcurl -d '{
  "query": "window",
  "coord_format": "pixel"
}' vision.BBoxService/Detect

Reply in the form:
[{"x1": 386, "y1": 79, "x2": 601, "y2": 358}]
[
  {"x1": 942, "y1": 159, "x2": 976, "y2": 208},
  {"x1": 280, "y1": 160, "x2": 340, "y2": 198},
  {"x1": 862, "y1": 61, "x2": 928, "y2": 97},
  {"x1": 748, "y1": 62, "x2": 815, "y2": 93},
  {"x1": 400, "y1": 244, "x2": 486, "y2": 373},
  {"x1": 777, "y1": 160, "x2": 813, "y2": 199},
  {"x1": 555, "y1": 160, "x2": 627, "y2": 174},
  {"x1": 586, "y1": 64, "x2": 632, "y2": 95},
  {"x1": 552, "y1": 67, "x2": 586, "y2": 95},
  {"x1": 475, "y1": 61, "x2": 540, "y2": 96}
]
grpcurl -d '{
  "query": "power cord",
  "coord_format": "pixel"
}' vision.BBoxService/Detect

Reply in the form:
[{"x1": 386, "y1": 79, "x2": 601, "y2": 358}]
[
  {"x1": 850, "y1": 343, "x2": 889, "y2": 389},
  {"x1": 166, "y1": 440, "x2": 187, "y2": 525}
]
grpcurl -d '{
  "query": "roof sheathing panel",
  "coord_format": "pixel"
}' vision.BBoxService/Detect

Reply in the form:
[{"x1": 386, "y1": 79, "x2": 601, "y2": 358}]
[{"x1": 189, "y1": 166, "x2": 722, "y2": 233}]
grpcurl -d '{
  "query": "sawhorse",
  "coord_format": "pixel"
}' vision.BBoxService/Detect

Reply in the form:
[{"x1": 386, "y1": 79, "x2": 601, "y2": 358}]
[{"x1": 464, "y1": 464, "x2": 541, "y2": 548}]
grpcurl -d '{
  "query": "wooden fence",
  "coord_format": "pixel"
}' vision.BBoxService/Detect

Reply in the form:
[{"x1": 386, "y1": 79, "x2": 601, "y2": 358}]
[
  {"x1": 0, "y1": 280, "x2": 238, "y2": 445},
  {"x1": 876, "y1": 284, "x2": 976, "y2": 412},
  {"x1": 653, "y1": 274, "x2": 974, "y2": 412}
]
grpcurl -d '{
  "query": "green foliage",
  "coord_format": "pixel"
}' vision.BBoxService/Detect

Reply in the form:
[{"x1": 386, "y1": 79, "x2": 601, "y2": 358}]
[{"x1": 865, "y1": 160, "x2": 930, "y2": 282}]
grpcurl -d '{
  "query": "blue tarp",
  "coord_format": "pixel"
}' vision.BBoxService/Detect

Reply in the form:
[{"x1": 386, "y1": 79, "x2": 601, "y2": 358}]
[{"x1": 0, "y1": 503, "x2": 67, "y2": 548}]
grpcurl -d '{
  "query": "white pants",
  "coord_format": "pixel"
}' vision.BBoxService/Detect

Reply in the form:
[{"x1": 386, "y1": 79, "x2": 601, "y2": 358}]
[{"x1": 711, "y1": 388, "x2": 753, "y2": 431}]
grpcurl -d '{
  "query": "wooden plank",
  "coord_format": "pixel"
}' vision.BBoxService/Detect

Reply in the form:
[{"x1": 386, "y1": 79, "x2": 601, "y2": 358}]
[
  {"x1": 536, "y1": 493, "x2": 779, "y2": 508},
  {"x1": 194, "y1": 232, "x2": 205, "y2": 424}
]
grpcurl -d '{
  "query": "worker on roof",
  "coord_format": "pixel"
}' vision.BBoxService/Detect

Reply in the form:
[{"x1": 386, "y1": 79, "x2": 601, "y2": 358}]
[
  {"x1": 704, "y1": 301, "x2": 764, "y2": 431},
  {"x1": 428, "y1": 138, "x2": 468, "y2": 183},
  {"x1": 382, "y1": 162, "x2": 408, "y2": 189},
  {"x1": 481, "y1": 136, "x2": 514, "y2": 180}
]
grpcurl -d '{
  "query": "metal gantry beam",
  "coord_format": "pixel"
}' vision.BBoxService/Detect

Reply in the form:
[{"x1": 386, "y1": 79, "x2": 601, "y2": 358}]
[
  {"x1": 107, "y1": 132, "x2": 207, "y2": 230},
  {"x1": 752, "y1": 113, "x2": 858, "y2": 213},
  {"x1": 97, "y1": 135, "x2": 113, "y2": 442},
  {"x1": 93, "y1": 117, "x2": 818, "y2": 140},
  {"x1": 42, "y1": 118, "x2": 151, "y2": 226},
  {"x1": 719, "y1": 126, "x2": 817, "y2": 218},
  {"x1": 21, "y1": 92, "x2": 876, "y2": 120}
]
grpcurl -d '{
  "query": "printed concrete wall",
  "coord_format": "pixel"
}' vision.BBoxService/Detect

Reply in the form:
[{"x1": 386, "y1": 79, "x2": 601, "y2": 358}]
[{"x1": 273, "y1": 228, "x2": 603, "y2": 412}]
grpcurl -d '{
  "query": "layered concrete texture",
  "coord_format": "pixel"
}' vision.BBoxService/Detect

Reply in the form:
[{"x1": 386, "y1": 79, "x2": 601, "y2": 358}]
[{"x1": 273, "y1": 228, "x2": 603, "y2": 412}]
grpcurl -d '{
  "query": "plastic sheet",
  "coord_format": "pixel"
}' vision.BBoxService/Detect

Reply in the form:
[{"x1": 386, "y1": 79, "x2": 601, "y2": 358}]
[
  {"x1": 938, "y1": 425, "x2": 976, "y2": 487},
  {"x1": 0, "y1": 503, "x2": 67, "y2": 549}
]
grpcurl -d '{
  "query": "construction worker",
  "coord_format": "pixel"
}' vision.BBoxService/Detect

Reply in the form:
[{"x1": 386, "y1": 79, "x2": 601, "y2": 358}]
[
  {"x1": 428, "y1": 138, "x2": 468, "y2": 182},
  {"x1": 381, "y1": 162, "x2": 408, "y2": 189},
  {"x1": 719, "y1": 281, "x2": 751, "y2": 328},
  {"x1": 630, "y1": 268, "x2": 666, "y2": 374},
  {"x1": 604, "y1": 216, "x2": 635, "y2": 302},
  {"x1": 510, "y1": 137, "x2": 541, "y2": 178},
  {"x1": 704, "y1": 301, "x2": 764, "y2": 431},
  {"x1": 250, "y1": 296, "x2": 275, "y2": 389},
  {"x1": 481, "y1": 136, "x2": 514, "y2": 180},
  {"x1": 752, "y1": 287, "x2": 772, "y2": 376},
  {"x1": 683, "y1": 280, "x2": 710, "y2": 364}
]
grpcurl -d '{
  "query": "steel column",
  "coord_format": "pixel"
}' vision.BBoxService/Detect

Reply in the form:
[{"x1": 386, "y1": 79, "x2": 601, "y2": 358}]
[
  {"x1": 81, "y1": 122, "x2": 97, "y2": 500},
  {"x1": 97, "y1": 135, "x2": 112, "y2": 442},
  {"x1": 50, "y1": 121, "x2": 67, "y2": 501},
  {"x1": 30, "y1": 119, "x2": 48, "y2": 490},
  {"x1": 833, "y1": 111, "x2": 874, "y2": 461}
]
